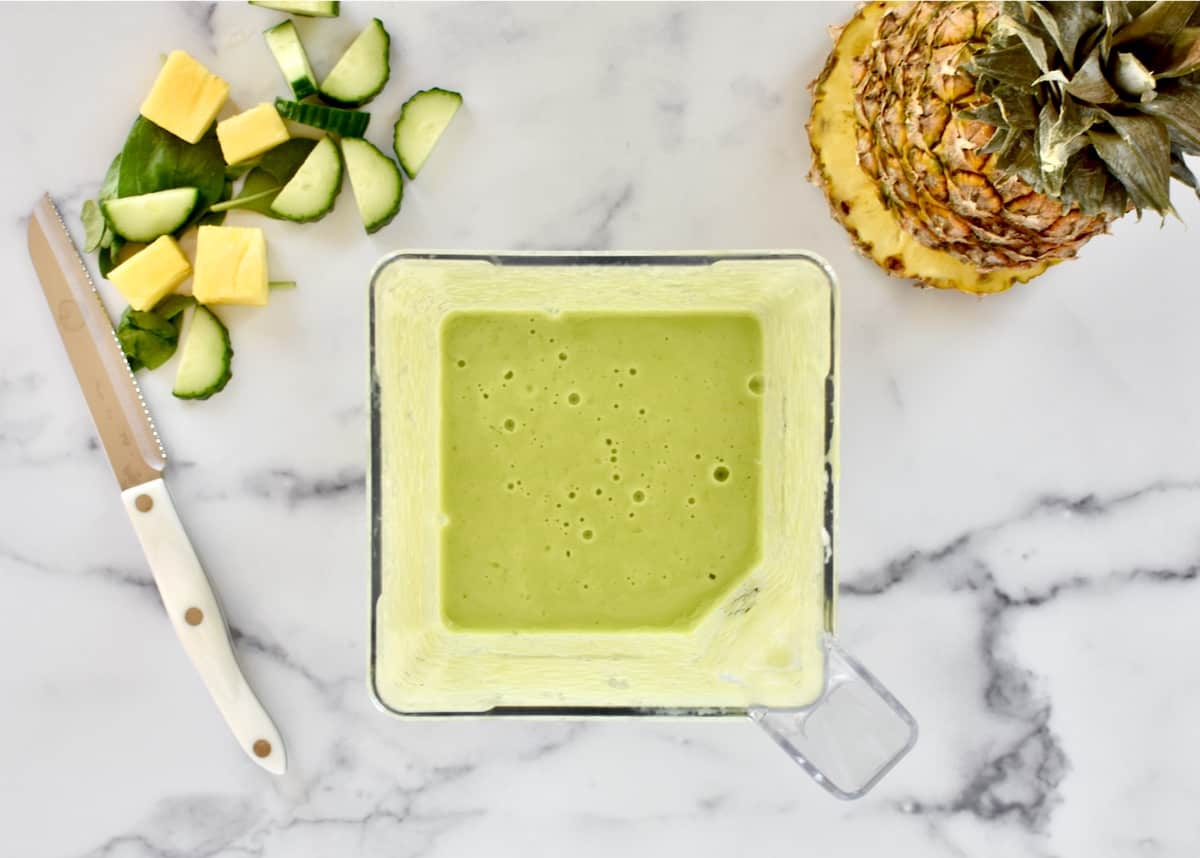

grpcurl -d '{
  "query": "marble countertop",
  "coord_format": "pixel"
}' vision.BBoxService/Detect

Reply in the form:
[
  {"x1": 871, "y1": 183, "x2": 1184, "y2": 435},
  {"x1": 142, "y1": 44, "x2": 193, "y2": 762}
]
[{"x1": 3, "y1": 2, "x2": 1200, "y2": 856}]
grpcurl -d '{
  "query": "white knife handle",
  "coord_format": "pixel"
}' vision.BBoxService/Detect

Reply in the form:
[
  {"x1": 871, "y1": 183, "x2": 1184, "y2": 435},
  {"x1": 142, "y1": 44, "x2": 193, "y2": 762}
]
[{"x1": 121, "y1": 478, "x2": 286, "y2": 774}]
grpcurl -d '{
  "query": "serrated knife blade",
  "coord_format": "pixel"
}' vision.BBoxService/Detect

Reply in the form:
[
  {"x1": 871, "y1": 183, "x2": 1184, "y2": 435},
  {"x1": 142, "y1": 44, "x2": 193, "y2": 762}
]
[
  {"x1": 26, "y1": 194, "x2": 287, "y2": 775},
  {"x1": 27, "y1": 195, "x2": 166, "y2": 489}
]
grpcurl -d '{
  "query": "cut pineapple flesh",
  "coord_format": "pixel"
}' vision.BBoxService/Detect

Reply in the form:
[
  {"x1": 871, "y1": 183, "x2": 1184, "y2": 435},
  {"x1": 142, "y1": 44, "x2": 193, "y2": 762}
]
[
  {"x1": 808, "y1": 2, "x2": 1053, "y2": 294},
  {"x1": 192, "y1": 225, "x2": 269, "y2": 306},
  {"x1": 108, "y1": 236, "x2": 192, "y2": 311},
  {"x1": 216, "y1": 103, "x2": 290, "y2": 165},
  {"x1": 140, "y1": 51, "x2": 230, "y2": 144}
]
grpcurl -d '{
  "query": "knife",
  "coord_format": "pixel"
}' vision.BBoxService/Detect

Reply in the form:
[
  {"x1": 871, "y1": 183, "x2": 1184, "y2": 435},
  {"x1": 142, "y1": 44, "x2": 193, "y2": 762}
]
[{"x1": 27, "y1": 194, "x2": 286, "y2": 775}]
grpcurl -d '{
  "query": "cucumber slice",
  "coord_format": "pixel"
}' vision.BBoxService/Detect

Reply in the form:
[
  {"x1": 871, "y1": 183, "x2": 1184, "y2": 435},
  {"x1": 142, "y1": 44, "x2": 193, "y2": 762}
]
[
  {"x1": 393, "y1": 88, "x2": 462, "y2": 179},
  {"x1": 274, "y1": 98, "x2": 369, "y2": 137},
  {"x1": 101, "y1": 188, "x2": 199, "y2": 242},
  {"x1": 264, "y1": 20, "x2": 318, "y2": 99},
  {"x1": 173, "y1": 306, "x2": 233, "y2": 400},
  {"x1": 318, "y1": 18, "x2": 390, "y2": 107},
  {"x1": 270, "y1": 136, "x2": 342, "y2": 222},
  {"x1": 249, "y1": 1, "x2": 339, "y2": 16},
  {"x1": 340, "y1": 138, "x2": 402, "y2": 234}
]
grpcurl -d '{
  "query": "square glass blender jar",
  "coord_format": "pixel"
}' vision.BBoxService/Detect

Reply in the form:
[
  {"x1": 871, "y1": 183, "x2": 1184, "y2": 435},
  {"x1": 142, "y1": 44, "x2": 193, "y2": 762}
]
[{"x1": 369, "y1": 253, "x2": 915, "y2": 798}]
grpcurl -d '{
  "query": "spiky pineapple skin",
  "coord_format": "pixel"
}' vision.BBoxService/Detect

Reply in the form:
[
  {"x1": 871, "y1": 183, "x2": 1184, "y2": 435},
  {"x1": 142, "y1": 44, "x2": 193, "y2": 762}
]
[{"x1": 810, "y1": 2, "x2": 1112, "y2": 294}]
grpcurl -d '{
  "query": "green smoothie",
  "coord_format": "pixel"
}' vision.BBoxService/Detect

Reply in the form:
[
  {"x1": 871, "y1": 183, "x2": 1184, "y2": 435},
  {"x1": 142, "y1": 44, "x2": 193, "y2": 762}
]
[
  {"x1": 439, "y1": 311, "x2": 764, "y2": 631},
  {"x1": 372, "y1": 256, "x2": 834, "y2": 713}
]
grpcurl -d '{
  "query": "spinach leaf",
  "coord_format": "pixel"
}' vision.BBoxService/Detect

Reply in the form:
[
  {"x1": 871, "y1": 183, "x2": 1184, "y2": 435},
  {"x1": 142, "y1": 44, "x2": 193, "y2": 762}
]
[
  {"x1": 260, "y1": 138, "x2": 319, "y2": 178},
  {"x1": 116, "y1": 305, "x2": 180, "y2": 371},
  {"x1": 198, "y1": 178, "x2": 236, "y2": 225},
  {"x1": 99, "y1": 235, "x2": 125, "y2": 279},
  {"x1": 117, "y1": 117, "x2": 225, "y2": 223},
  {"x1": 215, "y1": 138, "x2": 318, "y2": 217},
  {"x1": 225, "y1": 161, "x2": 257, "y2": 181},
  {"x1": 84, "y1": 153, "x2": 126, "y2": 257},
  {"x1": 211, "y1": 173, "x2": 278, "y2": 215},
  {"x1": 99, "y1": 153, "x2": 122, "y2": 202},
  {"x1": 82, "y1": 153, "x2": 127, "y2": 254},
  {"x1": 154, "y1": 294, "x2": 196, "y2": 332},
  {"x1": 81, "y1": 200, "x2": 107, "y2": 253}
]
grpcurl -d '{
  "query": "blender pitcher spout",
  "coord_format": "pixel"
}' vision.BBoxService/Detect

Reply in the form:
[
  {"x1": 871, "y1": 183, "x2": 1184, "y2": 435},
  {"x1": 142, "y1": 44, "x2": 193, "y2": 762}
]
[{"x1": 749, "y1": 637, "x2": 917, "y2": 800}]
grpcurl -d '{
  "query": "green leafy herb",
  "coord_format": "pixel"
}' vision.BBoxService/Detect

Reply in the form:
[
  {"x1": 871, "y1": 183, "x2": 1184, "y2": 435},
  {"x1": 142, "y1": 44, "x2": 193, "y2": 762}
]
[
  {"x1": 117, "y1": 295, "x2": 195, "y2": 371},
  {"x1": 99, "y1": 235, "x2": 125, "y2": 279},
  {"x1": 197, "y1": 209, "x2": 229, "y2": 227},
  {"x1": 209, "y1": 186, "x2": 276, "y2": 213},
  {"x1": 197, "y1": 178, "x2": 235, "y2": 225},
  {"x1": 99, "y1": 153, "x2": 122, "y2": 203},
  {"x1": 153, "y1": 294, "x2": 196, "y2": 327},
  {"x1": 216, "y1": 138, "x2": 318, "y2": 216},
  {"x1": 225, "y1": 161, "x2": 258, "y2": 181},
  {"x1": 81, "y1": 200, "x2": 107, "y2": 253},
  {"x1": 82, "y1": 154, "x2": 126, "y2": 256},
  {"x1": 116, "y1": 116, "x2": 225, "y2": 228},
  {"x1": 116, "y1": 305, "x2": 180, "y2": 371}
]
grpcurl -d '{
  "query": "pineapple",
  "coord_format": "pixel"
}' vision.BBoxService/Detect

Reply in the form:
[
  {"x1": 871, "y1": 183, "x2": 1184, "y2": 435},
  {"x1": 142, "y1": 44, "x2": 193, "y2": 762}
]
[{"x1": 810, "y1": 1, "x2": 1200, "y2": 294}]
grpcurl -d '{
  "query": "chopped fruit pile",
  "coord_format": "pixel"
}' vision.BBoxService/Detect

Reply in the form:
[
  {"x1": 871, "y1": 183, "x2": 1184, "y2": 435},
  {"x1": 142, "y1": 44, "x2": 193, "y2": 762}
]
[{"x1": 81, "y1": 2, "x2": 466, "y2": 398}]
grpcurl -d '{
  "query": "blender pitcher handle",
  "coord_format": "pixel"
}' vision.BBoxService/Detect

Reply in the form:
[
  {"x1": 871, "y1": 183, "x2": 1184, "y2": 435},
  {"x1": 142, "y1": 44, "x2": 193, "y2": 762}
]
[{"x1": 749, "y1": 637, "x2": 917, "y2": 800}]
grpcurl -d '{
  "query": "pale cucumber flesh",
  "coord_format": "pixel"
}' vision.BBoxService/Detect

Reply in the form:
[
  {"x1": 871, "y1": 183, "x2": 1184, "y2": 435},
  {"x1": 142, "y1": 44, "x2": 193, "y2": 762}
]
[
  {"x1": 173, "y1": 305, "x2": 233, "y2": 399},
  {"x1": 393, "y1": 88, "x2": 462, "y2": 179},
  {"x1": 270, "y1": 136, "x2": 342, "y2": 222},
  {"x1": 102, "y1": 187, "x2": 199, "y2": 241},
  {"x1": 264, "y1": 20, "x2": 318, "y2": 99},
  {"x1": 319, "y1": 18, "x2": 390, "y2": 107},
  {"x1": 340, "y1": 137, "x2": 402, "y2": 234},
  {"x1": 249, "y1": 1, "x2": 339, "y2": 17}
]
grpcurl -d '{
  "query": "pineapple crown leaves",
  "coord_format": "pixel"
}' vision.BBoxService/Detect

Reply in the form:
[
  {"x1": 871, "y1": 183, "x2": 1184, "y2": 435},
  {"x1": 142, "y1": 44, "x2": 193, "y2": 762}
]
[{"x1": 964, "y1": 0, "x2": 1200, "y2": 218}]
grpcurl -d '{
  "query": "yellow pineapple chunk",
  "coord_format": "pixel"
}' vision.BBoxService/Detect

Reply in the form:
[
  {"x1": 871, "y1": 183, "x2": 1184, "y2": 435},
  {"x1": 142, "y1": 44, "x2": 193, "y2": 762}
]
[
  {"x1": 192, "y1": 226, "x2": 269, "y2": 306},
  {"x1": 108, "y1": 236, "x2": 192, "y2": 311},
  {"x1": 140, "y1": 51, "x2": 230, "y2": 144},
  {"x1": 217, "y1": 103, "x2": 289, "y2": 165}
]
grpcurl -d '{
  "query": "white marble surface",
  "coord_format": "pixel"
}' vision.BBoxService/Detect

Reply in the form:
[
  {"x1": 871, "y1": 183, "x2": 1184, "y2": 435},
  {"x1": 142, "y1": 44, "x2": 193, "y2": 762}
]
[{"x1": 3, "y1": 2, "x2": 1200, "y2": 855}]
